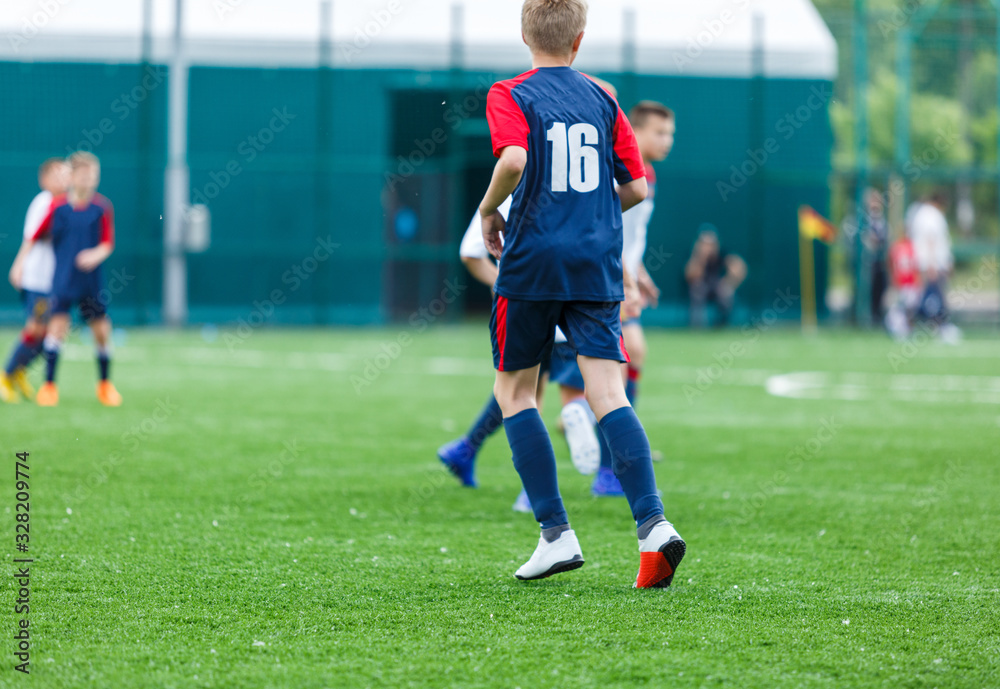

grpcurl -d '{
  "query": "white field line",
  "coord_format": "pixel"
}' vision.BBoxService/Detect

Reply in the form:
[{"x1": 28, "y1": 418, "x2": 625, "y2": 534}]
[
  {"x1": 766, "y1": 371, "x2": 1000, "y2": 405},
  {"x1": 58, "y1": 346, "x2": 1000, "y2": 403}
]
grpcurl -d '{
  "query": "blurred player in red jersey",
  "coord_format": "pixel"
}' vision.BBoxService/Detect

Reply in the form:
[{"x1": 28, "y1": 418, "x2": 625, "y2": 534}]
[
  {"x1": 10, "y1": 152, "x2": 122, "y2": 407},
  {"x1": 885, "y1": 225, "x2": 920, "y2": 339},
  {"x1": 2, "y1": 158, "x2": 69, "y2": 403}
]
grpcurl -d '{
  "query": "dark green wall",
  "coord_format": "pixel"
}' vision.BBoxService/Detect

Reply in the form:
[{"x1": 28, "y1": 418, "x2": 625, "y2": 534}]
[{"x1": 0, "y1": 61, "x2": 832, "y2": 327}]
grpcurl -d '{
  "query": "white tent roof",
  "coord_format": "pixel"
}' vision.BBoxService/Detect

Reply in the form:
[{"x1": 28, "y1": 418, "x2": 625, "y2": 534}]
[{"x1": 0, "y1": 0, "x2": 837, "y2": 79}]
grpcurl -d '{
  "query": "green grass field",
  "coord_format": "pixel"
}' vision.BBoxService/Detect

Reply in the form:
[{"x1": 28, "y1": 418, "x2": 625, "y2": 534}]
[{"x1": 1, "y1": 324, "x2": 998, "y2": 688}]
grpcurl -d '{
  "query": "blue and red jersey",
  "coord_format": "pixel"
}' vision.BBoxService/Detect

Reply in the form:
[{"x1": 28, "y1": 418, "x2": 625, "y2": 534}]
[
  {"x1": 486, "y1": 66, "x2": 646, "y2": 302},
  {"x1": 33, "y1": 193, "x2": 115, "y2": 299}
]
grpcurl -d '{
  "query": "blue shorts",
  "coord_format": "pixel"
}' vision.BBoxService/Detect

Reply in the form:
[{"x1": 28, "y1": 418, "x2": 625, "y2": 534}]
[
  {"x1": 549, "y1": 342, "x2": 585, "y2": 391},
  {"x1": 490, "y1": 297, "x2": 630, "y2": 372},
  {"x1": 22, "y1": 291, "x2": 53, "y2": 323},
  {"x1": 52, "y1": 293, "x2": 108, "y2": 322}
]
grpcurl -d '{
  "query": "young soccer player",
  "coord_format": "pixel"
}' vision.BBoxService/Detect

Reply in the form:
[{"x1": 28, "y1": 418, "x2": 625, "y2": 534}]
[
  {"x1": 620, "y1": 102, "x2": 674, "y2": 406},
  {"x1": 1, "y1": 158, "x2": 70, "y2": 403},
  {"x1": 591, "y1": 101, "x2": 676, "y2": 497},
  {"x1": 9, "y1": 151, "x2": 122, "y2": 407},
  {"x1": 439, "y1": 196, "x2": 601, "y2": 510},
  {"x1": 481, "y1": 0, "x2": 684, "y2": 587}
]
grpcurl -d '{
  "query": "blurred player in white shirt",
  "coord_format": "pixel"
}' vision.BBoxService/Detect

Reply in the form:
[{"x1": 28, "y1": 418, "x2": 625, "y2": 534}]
[
  {"x1": 908, "y1": 191, "x2": 961, "y2": 343},
  {"x1": 619, "y1": 101, "x2": 674, "y2": 407},
  {"x1": 439, "y1": 197, "x2": 604, "y2": 510},
  {"x1": 2, "y1": 158, "x2": 69, "y2": 402}
]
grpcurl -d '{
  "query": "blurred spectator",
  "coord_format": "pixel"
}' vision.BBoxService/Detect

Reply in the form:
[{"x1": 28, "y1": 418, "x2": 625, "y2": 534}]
[
  {"x1": 862, "y1": 188, "x2": 890, "y2": 323},
  {"x1": 907, "y1": 191, "x2": 962, "y2": 343},
  {"x1": 685, "y1": 225, "x2": 747, "y2": 328},
  {"x1": 885, "y1": 225, "x2": 920, "y2": 340}
]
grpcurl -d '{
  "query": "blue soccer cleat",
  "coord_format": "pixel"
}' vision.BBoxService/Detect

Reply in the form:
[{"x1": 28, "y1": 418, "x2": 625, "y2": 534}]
[
  {"x1": 437, "y1": 437, "x2": 478, "y2": 488},
  {"x1": 591, "y1": 467, "x2": 625, "y2": 497}
]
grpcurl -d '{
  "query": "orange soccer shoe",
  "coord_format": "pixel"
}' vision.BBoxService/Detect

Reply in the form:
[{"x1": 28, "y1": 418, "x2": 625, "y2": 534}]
[
  {"x1": 36, "y1": 383, "x2": 59, "y2": 407},
  {"x1": 96, "y1": 381, "x2": 123, "y2": 407},
  {"x1": 635, "y1": 520, "x2": 686, "y2": 589}
]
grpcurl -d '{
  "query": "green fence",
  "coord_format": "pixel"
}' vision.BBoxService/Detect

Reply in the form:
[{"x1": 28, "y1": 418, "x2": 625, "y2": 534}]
[{"x1": 0, "y1": 61, "x2": 833, "y2": 327}]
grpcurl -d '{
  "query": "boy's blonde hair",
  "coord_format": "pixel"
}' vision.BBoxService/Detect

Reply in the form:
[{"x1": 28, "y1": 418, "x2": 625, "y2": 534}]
[
  {"x1": 522, "y1": 0, "x2": 588, "y2": 56},
  {"x1": 69, "y1": 151, "x2": 100, "y2": 170}
]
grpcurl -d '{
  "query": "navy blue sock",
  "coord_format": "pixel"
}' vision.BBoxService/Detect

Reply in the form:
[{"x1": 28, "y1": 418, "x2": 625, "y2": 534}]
[
  {"x1": 598, "y1": 428, "x2": 613, "y2": 470},
  {"x1": 598, "y1": 406, "x2": 663, "y2": 526},
  {"x1": 24, "y1": 339, "x2": 44, "y2": 369},
  {"x1": 98, "y1": 352, "x2": 110, "y2": 381},
  {"x1": 505, "y1": 408, "x2": 568, "y2": 529},
  {"x1": 467, "y1": 394, "x2": 503, "y2": 451},
  {"x1": 43, "y1": 345, "x2": 60, "y2": 383},
  {"x1": 5, "y1": 340, "x2": 35, "y2": 376}
]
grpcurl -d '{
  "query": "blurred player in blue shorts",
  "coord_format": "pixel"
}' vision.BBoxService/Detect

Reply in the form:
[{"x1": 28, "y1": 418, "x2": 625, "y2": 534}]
[
  {"x1": 10, "y1": 152, "x2": 122, "y2": 407},
  {"x1": 438, "y1": 196, "x2": 601, "y2": 511},
  {"x1": 478, "y1": 0, "x2": 684, "y2": 587},
  {"x1": 589, "y1": 101, "x2": 677, "y2": 494},
  {"x1": 2, "y1": 158, "x2": 69, "y2": 403}
]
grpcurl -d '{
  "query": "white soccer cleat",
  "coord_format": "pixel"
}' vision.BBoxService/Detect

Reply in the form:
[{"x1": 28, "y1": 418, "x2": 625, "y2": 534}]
[
  {"x1": 635, "y1": 521, "x2": 686, "y2": 589},
  {"x1": 560, "y1": 402, "x2": 600, "y2": 475},
  {"x1": 514, "y1": 529, "x2": 584, "y2": 581}
]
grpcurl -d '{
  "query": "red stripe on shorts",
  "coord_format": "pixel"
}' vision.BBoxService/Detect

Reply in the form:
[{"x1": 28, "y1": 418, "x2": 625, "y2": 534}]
[
  {"x1": 619, "y1": 335, "x2": 631, "y2": 364},
  {"x1": 496, "y1": 296, "x2": 509, "y2": 371}
]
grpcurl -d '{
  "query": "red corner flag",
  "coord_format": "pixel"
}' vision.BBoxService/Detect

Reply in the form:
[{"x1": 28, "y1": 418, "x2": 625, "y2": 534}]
[{"x1": 798, "y1": 205, "x2": 837, "y2": 244}]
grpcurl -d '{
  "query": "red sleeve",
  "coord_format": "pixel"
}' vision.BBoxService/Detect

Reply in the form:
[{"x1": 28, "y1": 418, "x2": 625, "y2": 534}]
[
  {"x1": 486, "y1": 81, "x2": 530, "y2": 158},
  {"x1": 612, "y1": 106, "x2": 646, "y2": 184},
  {"x1": 31, "y1": 198, "x2": 60, "y2": 241},
  {"x1": 97, "y1": 197, "x2": 115, "y2": 246}
]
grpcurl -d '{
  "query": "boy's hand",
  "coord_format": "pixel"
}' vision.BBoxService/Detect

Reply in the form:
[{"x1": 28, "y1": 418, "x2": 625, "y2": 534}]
[
  {"x1": 637, "y1": 270, "x2": 660, "y2": 308},
  {"x1": 75, "y1": 248, "x2": 103, "y2": 273},
  {"x1": 481, "y1": 209, "x2": 506, "y2": 261},
  {"x1": 8, "y1": 263, "x2": 22, "y2": 290}
]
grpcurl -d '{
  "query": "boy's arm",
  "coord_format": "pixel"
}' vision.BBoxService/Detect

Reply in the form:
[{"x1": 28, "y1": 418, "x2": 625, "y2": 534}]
[
  {"x1": 462, "y1": 256, "x2": 499, "y2": 289},
  {"x1": 76, "y1": 200, "x2": 115, "y2": 273},
  {"x1": 10, "y1": 199, "x2": 57, "y2": 288},
  {"x1": 8, "y1": 239, "x2": 35, "y2": 289},
  {"x1": 482, "y1": 81, "x2": 530, "y2": 260},
  {"x1": 637, "y1": 262, "x2": 660, "y2": 308},
  {"x1": 617, "y1": 178, "x2": 648, "y2": 213},
  {"x1": 622, "y1": 264, "x2": 642, "y2": 320},
  {"x1": 480, "y1": 146, "x2": 526, "y2": 260},
  {"x1": 611, "y1": 105, "x2": 648, "y2": 213}
]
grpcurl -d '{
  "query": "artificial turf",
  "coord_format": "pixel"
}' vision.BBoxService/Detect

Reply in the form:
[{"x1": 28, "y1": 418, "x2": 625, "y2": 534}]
[{"x1": 0, "y1": 325, "x2": 997, "y2": 688}]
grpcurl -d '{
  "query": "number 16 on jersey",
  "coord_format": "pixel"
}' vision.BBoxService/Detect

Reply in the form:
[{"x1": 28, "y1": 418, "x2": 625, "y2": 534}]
[{"x1": 547, "y1": 122, "x2": 600, "y2": 194}]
